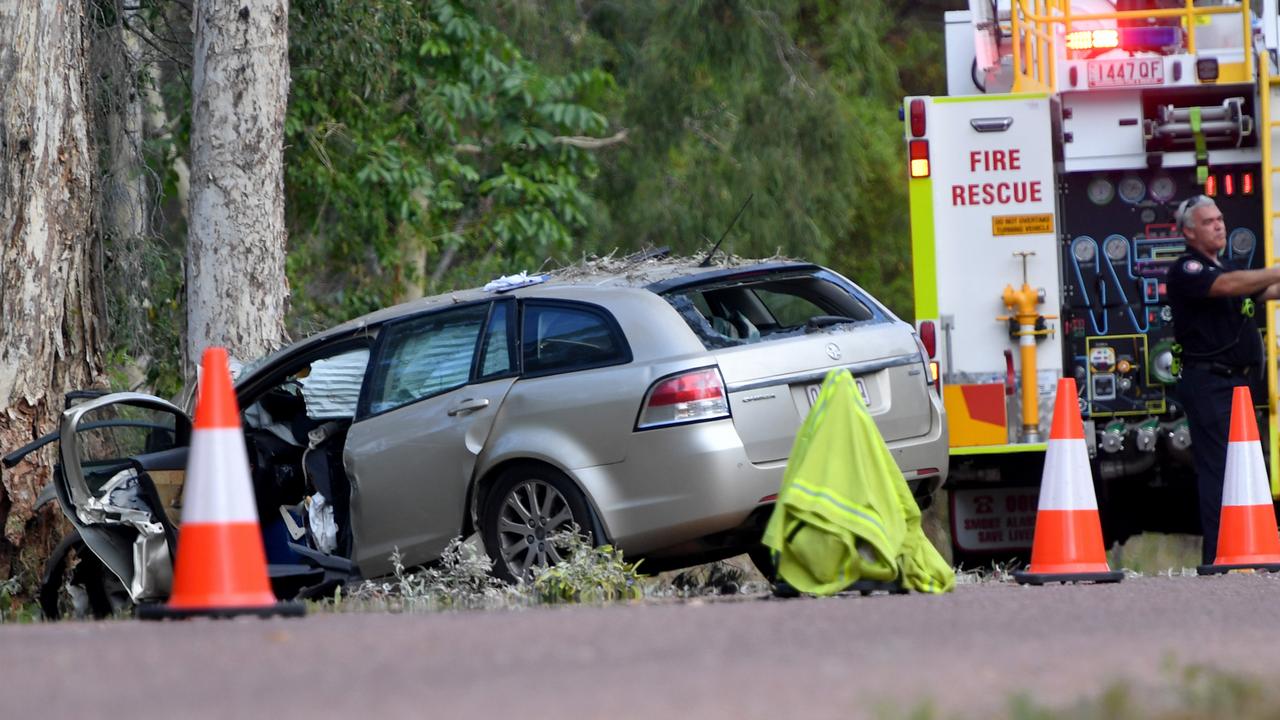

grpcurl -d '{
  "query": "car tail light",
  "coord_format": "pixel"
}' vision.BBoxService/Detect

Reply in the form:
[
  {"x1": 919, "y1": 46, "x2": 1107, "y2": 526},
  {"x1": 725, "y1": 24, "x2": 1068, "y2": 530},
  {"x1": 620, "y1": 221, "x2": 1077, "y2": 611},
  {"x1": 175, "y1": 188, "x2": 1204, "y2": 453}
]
[
  {"x1": 636, "y1": 367, "x2": 730, "y2": 430},
  {"x1": 912, "y1": 332, "x2": 940, "y2": 392}
]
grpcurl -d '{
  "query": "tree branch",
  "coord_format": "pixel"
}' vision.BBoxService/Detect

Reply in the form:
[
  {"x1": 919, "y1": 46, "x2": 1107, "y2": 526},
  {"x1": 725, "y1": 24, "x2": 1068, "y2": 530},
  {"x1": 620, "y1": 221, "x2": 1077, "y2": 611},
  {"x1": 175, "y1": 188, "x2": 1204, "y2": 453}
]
[
  {"x1": 122, "y1": 12, "x2": 191, "y2": 69},
  {"x1": 552, "y1": 128, "x2": 629, "y2": 149},
  {"x1": 455, "y1": 128, "x2": 630, "y2": 155}
]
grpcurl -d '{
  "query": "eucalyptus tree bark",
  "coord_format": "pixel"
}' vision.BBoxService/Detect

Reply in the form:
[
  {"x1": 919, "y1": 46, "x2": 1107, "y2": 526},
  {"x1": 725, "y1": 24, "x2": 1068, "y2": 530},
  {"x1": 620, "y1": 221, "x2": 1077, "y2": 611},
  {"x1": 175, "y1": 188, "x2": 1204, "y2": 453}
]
[
  {"x1": 0, "y1": 1, "x2": 106, "y2": 573},
  {"x1": 186, "y1": 0, "x2": 290, "y2": 373}
]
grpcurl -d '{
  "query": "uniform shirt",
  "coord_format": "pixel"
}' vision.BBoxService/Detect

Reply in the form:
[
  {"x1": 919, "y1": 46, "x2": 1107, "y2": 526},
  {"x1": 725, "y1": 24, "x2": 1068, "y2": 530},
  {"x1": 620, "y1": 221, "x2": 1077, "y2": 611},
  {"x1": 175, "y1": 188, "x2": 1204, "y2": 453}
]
[{"x1": 1165, "y1": 248, "x2": 1263, "y2": 367}]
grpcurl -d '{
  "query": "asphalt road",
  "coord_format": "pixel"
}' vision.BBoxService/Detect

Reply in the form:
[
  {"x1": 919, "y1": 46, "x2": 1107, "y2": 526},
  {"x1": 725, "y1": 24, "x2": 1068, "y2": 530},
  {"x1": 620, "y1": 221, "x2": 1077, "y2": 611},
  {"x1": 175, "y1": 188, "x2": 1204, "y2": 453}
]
[{"x1": 6, "y1": 574, "x2": 1280, "y2": 719}]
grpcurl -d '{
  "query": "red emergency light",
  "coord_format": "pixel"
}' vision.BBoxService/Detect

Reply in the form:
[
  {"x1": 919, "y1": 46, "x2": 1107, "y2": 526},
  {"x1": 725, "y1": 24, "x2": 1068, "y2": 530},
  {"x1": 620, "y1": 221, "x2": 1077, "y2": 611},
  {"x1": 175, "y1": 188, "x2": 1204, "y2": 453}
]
[
  {"x1": 909, "y1": 140, "x2": 930, "y2": 178},
  {"x1": 909, "y1": 99, "x2": 926, "y2": 138},
  {"x1": 919, "y1": 320, "x2": 937, "y2": 358},
  {"x1": 1243, "y1": 172, "x2": 1254, "y2": 195},
  {"x1": 1224, "y1": 174, "x2": 1235, "y2": 196},
  {"x1": 1205, "y1": 175, "x2": 1218, "y2": 197}
]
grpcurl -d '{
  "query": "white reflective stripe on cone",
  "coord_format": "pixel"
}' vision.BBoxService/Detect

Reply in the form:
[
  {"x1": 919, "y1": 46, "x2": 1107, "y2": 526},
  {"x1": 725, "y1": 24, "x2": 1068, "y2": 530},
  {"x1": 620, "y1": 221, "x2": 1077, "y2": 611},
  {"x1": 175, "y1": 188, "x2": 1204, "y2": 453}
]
[
  {"x1": 181, "y1": 428, "x2": 259, "y2": 524},
  {"x1": 1037, "y1": 438, "x2": 1098, "y2": 511},
  {"x1": 1222, "y1": 440, "x2": 1271, "y2": 507}
]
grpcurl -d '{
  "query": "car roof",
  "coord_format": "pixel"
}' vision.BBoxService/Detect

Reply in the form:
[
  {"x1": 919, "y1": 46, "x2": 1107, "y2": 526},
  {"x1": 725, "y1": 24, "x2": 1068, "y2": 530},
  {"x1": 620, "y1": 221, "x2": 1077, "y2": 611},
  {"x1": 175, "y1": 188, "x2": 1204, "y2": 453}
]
[
  {"x1": 327, "y1": 253, "x2": 814, "y2": 330},
  {"x1": 239, "y1": 253, "x2": 819, "y2": 380}
]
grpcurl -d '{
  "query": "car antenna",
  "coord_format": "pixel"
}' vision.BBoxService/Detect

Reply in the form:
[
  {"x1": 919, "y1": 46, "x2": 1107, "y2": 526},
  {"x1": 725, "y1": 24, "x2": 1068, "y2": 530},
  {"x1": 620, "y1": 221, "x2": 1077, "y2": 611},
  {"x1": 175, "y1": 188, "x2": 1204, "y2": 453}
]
[{"x1": 699, "y1": 192, "x2": 753, "y2": 267}]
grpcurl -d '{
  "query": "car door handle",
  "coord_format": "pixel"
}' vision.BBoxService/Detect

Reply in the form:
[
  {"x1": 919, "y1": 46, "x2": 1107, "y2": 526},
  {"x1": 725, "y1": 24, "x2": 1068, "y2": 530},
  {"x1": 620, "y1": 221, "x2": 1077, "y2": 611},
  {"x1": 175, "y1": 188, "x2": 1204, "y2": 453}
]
[{"x1": 447, "y1": 398, "x2": 490, "y2": 416}]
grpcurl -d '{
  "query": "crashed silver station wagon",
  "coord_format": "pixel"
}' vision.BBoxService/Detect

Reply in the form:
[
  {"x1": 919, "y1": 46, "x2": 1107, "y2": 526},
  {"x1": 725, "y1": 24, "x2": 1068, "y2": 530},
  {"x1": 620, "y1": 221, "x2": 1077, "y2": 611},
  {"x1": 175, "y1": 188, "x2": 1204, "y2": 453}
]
[{"x1": 11, "y1": 254, "x2": 947, "y2": 616}]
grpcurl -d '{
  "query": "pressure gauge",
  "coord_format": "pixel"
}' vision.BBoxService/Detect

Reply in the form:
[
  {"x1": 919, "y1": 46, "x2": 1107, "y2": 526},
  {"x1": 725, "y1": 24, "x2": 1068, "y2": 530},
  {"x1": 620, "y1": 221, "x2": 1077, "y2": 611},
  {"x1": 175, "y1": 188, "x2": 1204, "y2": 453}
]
[
  {"x1": 1149, "y1": 174, "x2": 1176, "y2": 203},
  {"x1": 1087, "y1": 177, "x2": 1115, "y2": 206},
  {"x1": 1117, "y1": 175, "x2": 1146, "y2": 204},
  {"x1": 1104, "y1": 235, "x2": 1129, "y2": 261},
  {"x1": 1230, "y1": 228, "x2": 1256, "y2": 256},
  {"x1": 1072, "y1": 237, "x2": 1097, "y2": 263}
]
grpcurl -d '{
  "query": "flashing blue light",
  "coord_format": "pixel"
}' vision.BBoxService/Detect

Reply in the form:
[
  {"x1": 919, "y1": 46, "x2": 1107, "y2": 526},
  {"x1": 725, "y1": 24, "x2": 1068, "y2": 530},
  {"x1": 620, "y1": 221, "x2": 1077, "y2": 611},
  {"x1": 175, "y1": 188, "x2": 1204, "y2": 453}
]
[{"x1": 1119, "y1": 26, "x2": 1182, "y2": 53}]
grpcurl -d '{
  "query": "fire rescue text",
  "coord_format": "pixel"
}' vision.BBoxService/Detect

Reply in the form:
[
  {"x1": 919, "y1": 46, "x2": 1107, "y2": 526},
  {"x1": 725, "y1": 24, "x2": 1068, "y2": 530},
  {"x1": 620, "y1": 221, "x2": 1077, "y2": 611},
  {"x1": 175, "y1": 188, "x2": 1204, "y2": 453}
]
[{"x1": 951, "y1": 149, "x2": 1043, "y2": 206}]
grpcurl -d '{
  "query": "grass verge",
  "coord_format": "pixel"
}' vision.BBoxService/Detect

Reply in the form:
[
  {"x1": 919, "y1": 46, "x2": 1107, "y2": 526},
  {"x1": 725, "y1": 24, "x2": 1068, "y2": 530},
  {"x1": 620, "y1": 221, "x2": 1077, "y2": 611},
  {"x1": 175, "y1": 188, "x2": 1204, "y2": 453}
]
[{"x1": 897, "y1": 664, "x2": 1277, "y2": 720}]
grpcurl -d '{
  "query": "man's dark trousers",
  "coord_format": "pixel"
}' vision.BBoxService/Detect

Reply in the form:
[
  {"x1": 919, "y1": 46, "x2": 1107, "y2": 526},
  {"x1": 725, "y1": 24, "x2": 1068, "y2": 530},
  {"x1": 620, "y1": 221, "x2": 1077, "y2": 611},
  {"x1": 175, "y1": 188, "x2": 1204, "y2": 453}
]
[{"x1": 1179, "y1": 365, "x2": 1256, "y2": 565}]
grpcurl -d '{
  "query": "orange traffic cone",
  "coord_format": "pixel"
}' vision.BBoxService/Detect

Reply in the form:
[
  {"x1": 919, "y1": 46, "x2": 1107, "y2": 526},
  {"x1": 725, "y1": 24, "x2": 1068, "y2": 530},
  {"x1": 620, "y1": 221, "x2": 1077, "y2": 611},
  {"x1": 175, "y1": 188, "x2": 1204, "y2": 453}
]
[
  {"x1": 1013, "y1": 378, "x2": 1123, "y2": 585},
  {"x1": 1198, "y1": 386, "x2": 1280, "y2": 575},
  {"x1": 139, "y1": 347, "x2": 304, "y2": 619}
]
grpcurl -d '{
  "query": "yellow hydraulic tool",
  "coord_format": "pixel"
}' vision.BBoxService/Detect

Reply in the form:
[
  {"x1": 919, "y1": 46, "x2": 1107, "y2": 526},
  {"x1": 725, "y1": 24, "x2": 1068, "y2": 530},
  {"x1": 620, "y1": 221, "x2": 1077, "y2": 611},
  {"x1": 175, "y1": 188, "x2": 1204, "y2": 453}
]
[{"x1": 998, "y1": 251, "x2": 1057, "y2": 443}]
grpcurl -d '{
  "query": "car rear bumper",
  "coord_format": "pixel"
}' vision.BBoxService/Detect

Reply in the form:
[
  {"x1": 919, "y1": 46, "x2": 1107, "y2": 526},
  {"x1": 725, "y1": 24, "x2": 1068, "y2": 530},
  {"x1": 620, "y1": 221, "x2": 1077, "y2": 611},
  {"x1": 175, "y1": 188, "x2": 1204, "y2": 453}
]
[
  {"x1": 575, "y1": 397, "x2": 949, "y2": 556},
  {"x1": 573, "y1": 418, "x2": 782, "y2": 556}
]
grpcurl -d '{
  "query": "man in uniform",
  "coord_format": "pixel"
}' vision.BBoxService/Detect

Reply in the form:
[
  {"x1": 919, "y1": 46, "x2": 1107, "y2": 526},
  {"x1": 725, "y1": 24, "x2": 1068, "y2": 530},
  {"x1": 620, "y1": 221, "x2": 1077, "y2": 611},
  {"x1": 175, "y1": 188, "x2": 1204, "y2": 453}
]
[{"x1": 1167, "y1": 194, "x2": 1280, "y2": 564}]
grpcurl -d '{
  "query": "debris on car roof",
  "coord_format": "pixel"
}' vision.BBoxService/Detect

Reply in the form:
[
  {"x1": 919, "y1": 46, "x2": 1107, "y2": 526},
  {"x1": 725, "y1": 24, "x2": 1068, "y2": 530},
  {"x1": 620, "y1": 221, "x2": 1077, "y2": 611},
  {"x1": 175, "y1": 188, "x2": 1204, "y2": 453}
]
[
  {"x1": 482, "y1": 271, "x2": 549, "y2": 293},
  {"x1": 543, "y1": 247, "x2": 803, "y2": 287}
]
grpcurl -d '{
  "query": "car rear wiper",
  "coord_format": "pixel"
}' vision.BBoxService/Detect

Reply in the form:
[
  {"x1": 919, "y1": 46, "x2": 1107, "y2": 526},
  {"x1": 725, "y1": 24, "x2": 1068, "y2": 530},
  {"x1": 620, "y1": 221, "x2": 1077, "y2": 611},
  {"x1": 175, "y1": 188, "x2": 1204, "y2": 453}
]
[{"x1": 805, "y1": 315, "x2": 859, "y2": 332}]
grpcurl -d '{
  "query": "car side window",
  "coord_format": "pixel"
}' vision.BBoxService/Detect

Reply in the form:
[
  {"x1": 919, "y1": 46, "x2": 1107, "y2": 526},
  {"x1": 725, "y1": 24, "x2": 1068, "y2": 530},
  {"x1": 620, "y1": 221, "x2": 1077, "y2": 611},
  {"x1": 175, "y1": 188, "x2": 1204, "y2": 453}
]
[
  {"x1": 366, "y1": 304, "x2": 489, "y2": 415},
  {"x1": 521, "y1": 302, "x2": 628, "y2": 376}
]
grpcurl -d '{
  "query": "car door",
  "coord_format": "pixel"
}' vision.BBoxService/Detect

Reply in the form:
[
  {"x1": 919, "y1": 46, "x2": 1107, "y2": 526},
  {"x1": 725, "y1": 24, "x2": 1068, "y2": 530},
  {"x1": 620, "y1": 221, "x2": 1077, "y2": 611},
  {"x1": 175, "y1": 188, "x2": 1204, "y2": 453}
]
[
  {"x1": 344, "y1": 299, "x2": 518, "y2": 576},
  {"x1": 56, "y1": 392, "x2": 191, "y2": 601}
]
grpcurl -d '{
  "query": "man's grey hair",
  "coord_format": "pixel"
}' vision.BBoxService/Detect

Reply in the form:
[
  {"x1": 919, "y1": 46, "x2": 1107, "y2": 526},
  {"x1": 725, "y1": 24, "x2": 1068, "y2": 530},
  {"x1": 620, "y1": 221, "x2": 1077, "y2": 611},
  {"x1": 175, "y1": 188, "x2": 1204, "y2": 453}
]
[{"x1": 1176, "y1": 194, "x2": 1216, "y2": 232}]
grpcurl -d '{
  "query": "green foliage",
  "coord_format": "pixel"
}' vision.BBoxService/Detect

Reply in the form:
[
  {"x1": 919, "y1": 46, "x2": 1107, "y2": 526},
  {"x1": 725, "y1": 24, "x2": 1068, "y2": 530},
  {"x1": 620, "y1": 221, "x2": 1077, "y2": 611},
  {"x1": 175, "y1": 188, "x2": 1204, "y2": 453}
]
[
  {"x1": 286, "y1": 0, "x2": 615, "y2": 329},
  {"x1": 87, "y1": 0, "x2": 956, "y2": 393},
  {"x1": 327, "y1": 531, "x2": 641, "y2": 612},
  {"x1": 530, "y1": 529, "x2": 643, "y2": 603},
  {"x1": 336, "y1": 539, "x2": 522, "y2": 612},
  {"x1": 483, "y1": 0, "x2": 950, "y2": 318},
  {"x1": 0, "y1": 577, "x2": 40, "y2": 623}
]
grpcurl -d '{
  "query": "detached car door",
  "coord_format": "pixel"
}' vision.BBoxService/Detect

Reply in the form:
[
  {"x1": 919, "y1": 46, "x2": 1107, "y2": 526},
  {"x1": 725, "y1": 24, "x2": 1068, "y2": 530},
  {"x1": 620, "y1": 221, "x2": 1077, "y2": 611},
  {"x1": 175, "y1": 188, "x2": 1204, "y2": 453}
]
[
  {"x1": 345, "y1": 299, "x2": 518, "y2": 576},
  {"x1": 57, "y1": 393, "x2": 191, "y2": 602}
]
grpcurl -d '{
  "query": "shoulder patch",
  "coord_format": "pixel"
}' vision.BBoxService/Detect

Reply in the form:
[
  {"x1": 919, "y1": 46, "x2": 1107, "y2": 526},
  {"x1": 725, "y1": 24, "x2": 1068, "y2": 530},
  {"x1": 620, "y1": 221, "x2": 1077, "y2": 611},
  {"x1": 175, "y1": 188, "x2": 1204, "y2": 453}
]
[{"x1": 1184, "y1": 259, "x2": 1203, "y2": 274}]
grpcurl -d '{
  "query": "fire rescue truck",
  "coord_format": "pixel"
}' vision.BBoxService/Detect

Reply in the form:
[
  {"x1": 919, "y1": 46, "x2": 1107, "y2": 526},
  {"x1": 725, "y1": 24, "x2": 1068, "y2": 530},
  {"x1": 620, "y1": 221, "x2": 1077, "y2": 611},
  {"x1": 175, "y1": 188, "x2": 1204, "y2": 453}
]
[{"x1": 905, "y1": 0, "x2": 1280, "y2": 564}]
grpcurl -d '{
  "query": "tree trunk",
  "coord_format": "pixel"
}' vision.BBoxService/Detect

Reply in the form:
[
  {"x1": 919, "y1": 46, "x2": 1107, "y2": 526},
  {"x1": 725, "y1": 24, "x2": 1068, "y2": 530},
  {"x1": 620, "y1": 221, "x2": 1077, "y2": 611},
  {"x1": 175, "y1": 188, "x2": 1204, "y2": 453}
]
[
  {"x1": 0, "y1": 1, "x2": 106, "y2": 582},
  {"x1": 186, "y1": 0, "x2": 291, "y2": 375}
]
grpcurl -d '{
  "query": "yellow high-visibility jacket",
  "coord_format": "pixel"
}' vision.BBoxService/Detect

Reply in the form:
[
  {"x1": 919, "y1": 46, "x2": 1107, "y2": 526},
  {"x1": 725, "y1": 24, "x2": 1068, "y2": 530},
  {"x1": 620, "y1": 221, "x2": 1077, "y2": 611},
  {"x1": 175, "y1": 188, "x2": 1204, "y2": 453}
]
[{"x1": 762, "y1": 368, "x2": 955, "y2": 595}]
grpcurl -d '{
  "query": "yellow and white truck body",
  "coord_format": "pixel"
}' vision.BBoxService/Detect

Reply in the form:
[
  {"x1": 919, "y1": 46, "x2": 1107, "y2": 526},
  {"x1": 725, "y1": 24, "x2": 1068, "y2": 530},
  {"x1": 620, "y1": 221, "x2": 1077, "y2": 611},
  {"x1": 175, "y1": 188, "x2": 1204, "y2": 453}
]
[{"x1": 907, "y1": 0, "x2": 1280, "y2": 563}]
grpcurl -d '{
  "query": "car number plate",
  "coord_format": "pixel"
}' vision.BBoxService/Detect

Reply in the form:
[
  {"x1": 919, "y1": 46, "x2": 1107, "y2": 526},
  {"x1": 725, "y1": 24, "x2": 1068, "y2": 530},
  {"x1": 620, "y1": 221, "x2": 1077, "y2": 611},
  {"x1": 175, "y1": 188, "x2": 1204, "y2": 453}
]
[
  {"x1": 806, "y1": 378, "x2": 868, "y2": 407},
  {"x1": 1087, "y1": 58, "x2": 1164, "y2": 88},
  {"x1": 949, "y1": 487, "x2": 1039, "y2": 552}
]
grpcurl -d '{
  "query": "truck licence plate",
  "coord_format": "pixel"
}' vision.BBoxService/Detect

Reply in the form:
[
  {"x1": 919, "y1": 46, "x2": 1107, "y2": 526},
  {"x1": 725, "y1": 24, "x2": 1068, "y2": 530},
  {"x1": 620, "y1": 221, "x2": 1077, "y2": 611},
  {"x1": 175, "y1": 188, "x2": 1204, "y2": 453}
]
[
  {"x1": 950, "y1": 487, "x2": 1040, "y2": 552},
  {"x1": 1087, "y1": 58, "x2": 1164, "y2": 88},
  {"x1": 806, "y1": 378, "x2": 868, "y2": 407}
]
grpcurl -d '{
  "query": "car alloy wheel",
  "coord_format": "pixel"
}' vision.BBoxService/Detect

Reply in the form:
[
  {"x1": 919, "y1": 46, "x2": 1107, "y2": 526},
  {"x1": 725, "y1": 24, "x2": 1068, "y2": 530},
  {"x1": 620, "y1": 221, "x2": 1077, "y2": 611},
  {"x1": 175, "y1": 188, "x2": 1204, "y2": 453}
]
[{"x1": 482, "y1": 465, "x2": 592, "y2": 582}]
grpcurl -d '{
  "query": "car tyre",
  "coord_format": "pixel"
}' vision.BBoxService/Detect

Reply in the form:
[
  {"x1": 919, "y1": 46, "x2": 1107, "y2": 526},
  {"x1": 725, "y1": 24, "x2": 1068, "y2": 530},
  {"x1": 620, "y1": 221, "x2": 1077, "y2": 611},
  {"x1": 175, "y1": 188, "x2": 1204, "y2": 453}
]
[
  {"x1": 481, "y1": 464, "x2": 593, "y2": 583},
  {"x1": 39, "y1": 530, "x2": 131, "y2": 621}
]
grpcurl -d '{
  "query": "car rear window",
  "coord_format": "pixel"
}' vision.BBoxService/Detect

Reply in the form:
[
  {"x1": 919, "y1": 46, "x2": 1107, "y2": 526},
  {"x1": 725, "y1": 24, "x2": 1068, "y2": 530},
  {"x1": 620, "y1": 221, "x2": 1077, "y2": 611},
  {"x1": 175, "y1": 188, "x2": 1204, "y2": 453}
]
[{"x1": 661, "y1": 270, "x2": 883, "y2": 349}]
